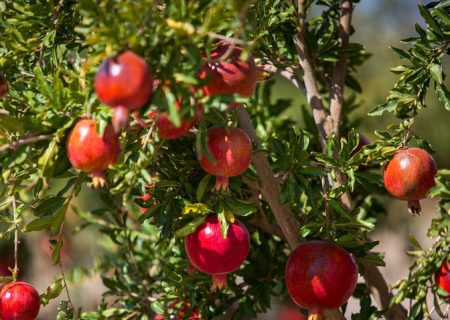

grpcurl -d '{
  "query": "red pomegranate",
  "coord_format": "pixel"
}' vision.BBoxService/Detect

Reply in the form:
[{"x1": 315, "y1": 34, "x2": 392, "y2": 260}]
[
  {"x1": 66, "y1": 119, "x2": 120, "y2": 187},
  {"x1": 199, "y1": 42, "x2": 256, "y2": 106},
  {"x1": 279, "y1": 303, "x2": 308, "y2": 320},
  {"x1": 94, "y1": 50, "x2": 153, "y2": 131},
  {"x1": 435, "y1": 259, "x2": 450, "y2": 297},
  {"x1": 0, "y1": 72, "x2": 8, "y2": 99},
  {"x1": 155, "y1": 113, "x2": 196, "y2": 139},
  {"x1": 350, "y1": 134, "x2": 369, "y2": 157},
  {"x1": 285, "y1": 241, "x2": 358, "y2": 319},
  {"x1": 185, "y1": 215, "x2": 250, "y2": 290},
  {"x1": 383, "y1": 148, "x2": 437, "y2": 215},
  {"x1": 199, "y1": 127, "x2": 252, "y2": 192},
  {"x1": 0, "y1": 281, "x2": 40, "y2": 320},
  {"x1": 154, "y1": 302, "x2": 202, "y2": 319}
]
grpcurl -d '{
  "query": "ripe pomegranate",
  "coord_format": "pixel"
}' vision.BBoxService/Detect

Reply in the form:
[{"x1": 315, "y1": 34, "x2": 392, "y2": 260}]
[
  {"x1": 0, "y1": 72, "x2": 8, "y2": 99},
  {"x1": 383, "y1": 148, "x2": 437, "y2": 215},
  {"x1": 199, "y1": 42, "x2": 256, "y2": 106},
  {"x1": 285, "y1": 241, "x2": 358, "y2": 319},
  {"x1": 155, "y1": 113, "x2": 196, "y2": 139},
  {"x1": 185, "y1": 215, "x2": 250, "y2": 290},
  {"x1": 66, "y1": 119, "x2": 120, "y2": 188},
  {"x1": 435, "y1": 259, "x2": 450, "y2": 297},
  {"x1": 0, "y1": 281, "x2": 40, "y2": 320},
  {"x1": 94, "y1": 50, "x2": 153, "y2": 131},
  {"x1": 199, "y1": 127, "x2": 252, "y2": 192},
  {"x1": 350, "y1": 134, "x2": 369, "y2": 157},
  {"x1": 279, "y1": 303, "x2": 308, "y2": 320}
]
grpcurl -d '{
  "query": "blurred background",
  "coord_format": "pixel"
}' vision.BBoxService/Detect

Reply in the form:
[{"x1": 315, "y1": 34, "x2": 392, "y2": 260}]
[{"x1": 1, "y1": 0, "x2": 449, "y2": 318}]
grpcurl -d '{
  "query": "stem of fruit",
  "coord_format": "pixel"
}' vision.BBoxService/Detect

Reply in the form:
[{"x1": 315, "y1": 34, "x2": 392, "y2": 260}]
[
  {"x1": 12, "y1": 194, "x2": 19, "y2": 281},
  {"x1": 213, "y1": 176, "x2": 229, "y2": 192}
]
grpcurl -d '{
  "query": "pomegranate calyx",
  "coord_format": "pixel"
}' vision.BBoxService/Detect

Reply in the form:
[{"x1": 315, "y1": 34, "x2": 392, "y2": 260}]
[
  {"x1": 213, "y1": 176, "x2": 230, "y2": 193},
  {"x1": 91, "y1": 171, "x2": 107, "y2": 188},
  {"x1": 112, "y1": 106, "x2": 130, "y2": 132},
  {"x1": 211, "y1": 273, "x2": 228, "y2": 291},
  {"x1": 407, "y1": 200, "x2": 422, "y2": 216}
]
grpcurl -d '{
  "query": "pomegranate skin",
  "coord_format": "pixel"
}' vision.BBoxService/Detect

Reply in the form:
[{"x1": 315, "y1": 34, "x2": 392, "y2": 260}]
[
  {"x1": 199, "y1": 43, "x2": 256, "y2": 98},
  {"x1": 66, "y1": 119, "x2": 120, "y2": 173},
  {"x1": 383, "y1": 148, "x2": 437, "y2": 214},
  {"x1": 94, "y1": 50, "x2": 153, "y2": 110},
  {"x1": 0, "y1": 72, "x2": 8, "y2": 99},
  {"x1": 285, "y1": 241, "x2": 358, "y2": 314},
  {"x1": 435, "y1": 259, "x2": 450, "y2": 296},
  {"x1": 0, "y1": 282, "x2": 40, "y2": 320},
  {"x1": 185, "y1": 215, "x2": 250, "y2": 289},
  {"x1": 156, "y1": 113, "x2": 195, "y2": 139},
  {"x1": 199, "y1": 126, "x2": 252, "y2": 176}
]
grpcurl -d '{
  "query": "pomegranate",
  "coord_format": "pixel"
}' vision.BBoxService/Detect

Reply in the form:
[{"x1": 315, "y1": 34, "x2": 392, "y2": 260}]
[
  {"x1": 66, "y1": 119, "x2": 120, "y2": 188},
  {"x1": 94, "y1": 50, "x2": 153, "y2": 131},
  {"x1": 185, "y1": 215, "x2": 250, "y2": 290},
  {"x1": 154, "y1": 302, "x2": 202, "y2": 319},
  {"x1": 383, "y1": 148, "x2": 437, "y2": 215},
  {"x1": 0, "y1": 72, "x2": 8, "y2": 99},
  {"x1": 199, "y1": 127, "x2": 252, "y2": 192},
  {"x1": 199, "y1": 42, "x2": 256, "y2": 106},
  {"x1": 156, "y1": 113, "x2": 196, "y2": 139},
  {"x1": 279, "y1": 303, "x2": 308, "y2": 320},
  {"x1": 435, "y1": 259, "x2": 450, "y2": 297},
  {"x1": 285, "y1": 241, "x2": 358, "y2": 319},
  {"x1": 350, "y1": 134, "x2": 369, "y2": 157},
  {"x1": 0, "y1": 281, "x2": 40, "y2": 320}
]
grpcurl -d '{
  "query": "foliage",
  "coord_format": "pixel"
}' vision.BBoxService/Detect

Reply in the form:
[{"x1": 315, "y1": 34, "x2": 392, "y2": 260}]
[{"x1": 0, "y1": 0, "x2": 449, "y2": 319}]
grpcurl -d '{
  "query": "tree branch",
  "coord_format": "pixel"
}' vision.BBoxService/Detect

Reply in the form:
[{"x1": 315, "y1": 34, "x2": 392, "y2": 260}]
[
  {"x1": 0, "y1": 133, "x2": 53, "y2": 153},
  {"x1": 237, "y1": 107, "x2": 300, "y2": 250},
  {"x1": 257, "y1": 63, "x2": 306, "y2": 94},
  {"x1": 328, "y1": 0, "x2": 353, "y2": 139}
]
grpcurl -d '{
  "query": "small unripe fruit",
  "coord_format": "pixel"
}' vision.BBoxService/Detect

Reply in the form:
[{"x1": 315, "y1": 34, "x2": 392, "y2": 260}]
[
  {"x1": 383, "y1": 148, "x2": 437, "y2": 215},
  {"x1": 199, "y1": 127, "x2": 252, "y2": 192},
  {"x1": 435, "y1": 259, "x2": 450, "y2": 297},
  {"x1": 94, "y1": 51, "x2": 153, "y2": 131},
  {"x1": 185, "y1": 215, "x2": 250, "y2": 290},
  {"x1": 66, "y1": 119, "x2": 120, "y2": 187},
  {"x1": 285, "y1": 241, "x2": 358, "y2": 319},
  {"x1": 0, "y1": 281, "x2": 40, "y2": 320},
  {"x1": 0, "y1": 72, "x2": 8, "y2": 99}
]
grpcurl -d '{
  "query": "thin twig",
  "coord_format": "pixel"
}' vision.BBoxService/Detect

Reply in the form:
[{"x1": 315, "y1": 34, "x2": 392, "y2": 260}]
[
  {"x1": 257, "y1": 63, "x2": 306, "y2": 94},
  {"x1": 0, "y1": 133, "x2": 53, "y2": 153},
  {"x1": 12, "y1": 195, "x2": 19, "y2": 281}
]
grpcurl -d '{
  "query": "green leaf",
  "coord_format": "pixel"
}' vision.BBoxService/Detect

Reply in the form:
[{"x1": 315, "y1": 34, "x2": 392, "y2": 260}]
[
  {"x1": 38, "y1": 139, "x2": 59, "y2": 177},
  {"x1": 368, "y1": 101, "x2": 397, "y2": 116},
  {"x1": 51, "y1": 239, "x2": 63, "y2": 266},
  {"x1": 40, "y1": 278, "x2": 64, "y2": 306},
  {"x1": 223, "y1": 197, "x2": 257, "y2": 216},
  {"x1": 24, "y1": 215, "x2": 55, "y2": 232},
  {"x1": 419, "y1": 4, "x2": 445, "y2": 39},
  {"x1": 429, "y1": 63, "x2": 443, "y2": 84},
  {"x1": 174, "y1": 215, "x2": 207, "y2": 238},
  {"x1": 165, "y1": 90, "x2": 180, "y2": 128},
  {"x1": 437, "y1": 84, "x2": 450, "y2": 111},
  {"x1": 33, "y1": 196, "x2": 65, "y2": 217},
  {"x1": 196, "y1": 174, "x2": 212, "y2": 201}
]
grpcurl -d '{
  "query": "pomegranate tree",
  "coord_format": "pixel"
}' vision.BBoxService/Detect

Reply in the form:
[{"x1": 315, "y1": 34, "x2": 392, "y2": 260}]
[
  {"x1": 0, "y1": 281, "x2": 40, "y2": 320},
  {"x1": 383, "y1": 148, "x2": 437, "y2": 215},
  {"x1": 94, "y1": 50, "x2": 153, "y2": 131},
  {"x1": 185, "y1": 215, "x2": 250, "y2": 290},
  {"x1": 199, "y1": 42, "x2": 256, "y2": 105},
  {"x1": 199, "y1": 127, "x2": 252, "y2": 191},
  {"x1": 285, "y1": 241, "x2": 358, "y2": 319},
  {"x1": 66, "y1": 119, "x2": 120, "y2": 187},
  {"x1": 0, "y1": 72, "x2": 8, "y2": 99}
]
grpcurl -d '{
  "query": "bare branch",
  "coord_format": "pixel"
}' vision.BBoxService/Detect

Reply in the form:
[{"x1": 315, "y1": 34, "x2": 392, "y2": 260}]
[
  {"x1": 237, "y1": 107, "x2": 300, "y2": 250},
  {"x1": 328, "y1": 0, "x2": 353, "y2": 139},
  {"x1": 257, "y1": 63, "x2": 306, "y2": 94},
  {"x1": 0, "y1": 134, "x2": 53, "y2": 153}
]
